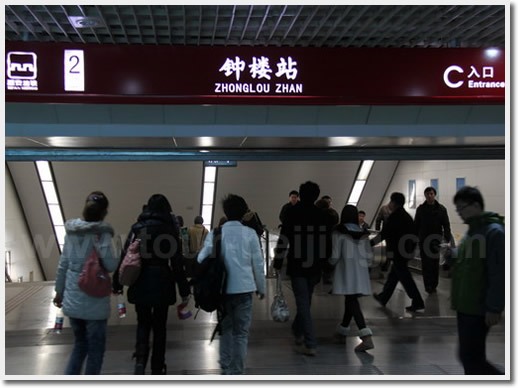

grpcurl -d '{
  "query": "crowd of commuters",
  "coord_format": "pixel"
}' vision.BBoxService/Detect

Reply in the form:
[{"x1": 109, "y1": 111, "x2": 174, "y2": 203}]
[{"x1": 53, "y1": 183, "x2": 504, "y2": 375}]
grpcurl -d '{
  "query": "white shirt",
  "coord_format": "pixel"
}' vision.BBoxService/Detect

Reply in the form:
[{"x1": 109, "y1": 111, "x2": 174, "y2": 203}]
[{"x1": 197, "y1": 221, "x2": 265, "y2": 295}]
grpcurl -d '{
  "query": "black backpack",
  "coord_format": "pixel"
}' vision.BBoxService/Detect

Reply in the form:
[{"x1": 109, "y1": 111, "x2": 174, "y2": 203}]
[{"x1": 192, "y1": 227, "x2": 227, "y2": 313}]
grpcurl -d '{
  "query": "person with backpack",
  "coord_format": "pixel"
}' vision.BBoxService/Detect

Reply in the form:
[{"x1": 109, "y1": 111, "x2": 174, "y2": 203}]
[
  {"x1": 188, "y1": 215, "x2": 209, "y2": 257},
  {"x1": 112, "y1": 194, "x2": 190, "y2": 375},
  {"x1": 53, "y1": 191, "x2": 118, "y2": 375},
  {"x1": 197, "y1": 194, "x2": 265, "y2": 375}
]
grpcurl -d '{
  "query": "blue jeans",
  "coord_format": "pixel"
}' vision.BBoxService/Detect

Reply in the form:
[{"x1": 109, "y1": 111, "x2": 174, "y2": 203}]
[
  {"x1": 291, "y1": 274, "x2": 320, "y2": 349},
  {"x1": 457, "y1": 312, "x2": 503, "y2": 375},
  {"x1": 219, "y1": 293, "x2": 253, "y2": 375},
  {"x1": 65, "y1": 318, "x2": 107, "y2": 375}
]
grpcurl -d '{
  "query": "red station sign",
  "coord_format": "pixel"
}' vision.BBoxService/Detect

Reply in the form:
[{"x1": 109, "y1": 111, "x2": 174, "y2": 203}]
[{"x1": 5, "y1": 41, "x2": 504, "y2": 105}]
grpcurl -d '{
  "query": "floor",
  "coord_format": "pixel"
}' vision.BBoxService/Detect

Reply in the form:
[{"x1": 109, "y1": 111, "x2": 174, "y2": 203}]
[{"x1": 4, "y1": 266, "x2": 506, "y2": 378}]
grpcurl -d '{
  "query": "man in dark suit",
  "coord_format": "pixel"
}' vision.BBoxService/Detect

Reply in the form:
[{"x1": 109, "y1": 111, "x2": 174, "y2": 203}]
[{"x1": 371, "y1": 192, "x2": 425, "y2": 312}]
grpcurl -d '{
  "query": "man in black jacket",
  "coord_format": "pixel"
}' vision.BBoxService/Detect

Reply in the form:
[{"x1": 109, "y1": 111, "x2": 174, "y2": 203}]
[
  {"x1": 414, "y1": 186, "x2": 453, "y2": 294},
  {"x1": 273, "y1": 181, "x2": 331, "y2": 356},
  {"x1": 278, "y1": 190, "x2": 299, "y2": 225},
  {"x1": 372, "y1": 192, "x2": 425, "y2": 312}
]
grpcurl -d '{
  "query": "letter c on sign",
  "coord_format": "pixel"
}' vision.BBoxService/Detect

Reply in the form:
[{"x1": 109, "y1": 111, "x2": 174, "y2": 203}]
[{"x1": 443, "y1": 65, "x2": 464, "y2": 88}]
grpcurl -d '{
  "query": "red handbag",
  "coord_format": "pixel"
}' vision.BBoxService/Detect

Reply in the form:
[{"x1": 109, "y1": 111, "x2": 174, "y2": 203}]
[{"x1": 78, "y1": 237, "x2": 112, "y2": 297}]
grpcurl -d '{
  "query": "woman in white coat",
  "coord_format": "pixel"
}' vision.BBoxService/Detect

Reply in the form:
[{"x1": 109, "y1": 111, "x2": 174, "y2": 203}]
[{"x1": 329, "y1": 204, "x2": 374, "y2": 351}]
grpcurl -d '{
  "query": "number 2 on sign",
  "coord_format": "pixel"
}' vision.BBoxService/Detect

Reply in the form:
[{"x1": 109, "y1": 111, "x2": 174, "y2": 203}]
[{"x1": 64, "y1": 49, "x2": 84, "y2": 91}]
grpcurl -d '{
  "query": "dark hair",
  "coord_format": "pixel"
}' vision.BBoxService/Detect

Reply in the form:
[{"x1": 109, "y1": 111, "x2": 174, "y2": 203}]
[
  {"x1": 218, "y1": 216, "x2": 228, "y2": 227},
  {"x1": 321, "y1": 195, "x2": 331, "y2": 201},
  {"x1": 315, "y1": 199, "x2": 329, "y2": 209},
  {"x1": 194, "y1": 215, "x2": 204, "y2": 225},
  {"x1": 424, "y1": 186, "x2": 437, "y2": 195},
  {"x1": 222, "y1": 194, "x2": 248, "y2": 221},
  {"x1": 299, "y1": 181, "x2": 320, "y2": 203},
  {"x1": 340, "y1": 205, "x2": 359, "y2": 225},
  {"x1": 358, "y1": 210, "x2": 366, "y2": 216},
  {"x1": 390, "y1": 192, "x2": 405, "y2": 207},
  {"x1": 453, "y1": 186, "x2": 485, "y2": 210},
  {"x1": 82, "y1": 191, "x2": 109, "y2": 222},
  {"x1": 289, "y1": 190, "x2": 299, "y2": 197},
  {"x1": 176, "y1": 215, "x2": 184, "y2": 227},
  {"x1": 146, "y1": 194, "x2": 172, "y2": 214}
]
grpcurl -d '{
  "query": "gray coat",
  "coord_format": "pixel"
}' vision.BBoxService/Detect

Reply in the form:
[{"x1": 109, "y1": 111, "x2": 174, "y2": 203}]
[
  {"x1": 55, "y1": 218, "x2": 117, "y2": 320},
  {"x1": 329, "y1": 224, "x2": 373, "y2": 296}
]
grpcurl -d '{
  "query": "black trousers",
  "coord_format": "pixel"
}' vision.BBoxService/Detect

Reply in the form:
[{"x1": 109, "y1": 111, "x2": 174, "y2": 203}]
[
  {"x1": 341, "y1": 295, "x2": 366, "y2": 330},
  {"x1": 419, "y1": 241, "x2": 440, "y2": 292},
  {"x1": 377, "y1": 258, "x2": 424, "y2": 306},
  {"x1": 135, "y1": 304, "x2": 169, "y2": 368},
  {"x1": 457, "y1": 312, "x2": 503, "y2": 375}
]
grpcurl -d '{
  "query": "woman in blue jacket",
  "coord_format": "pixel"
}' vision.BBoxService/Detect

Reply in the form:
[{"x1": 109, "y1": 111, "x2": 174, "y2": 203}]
[{"x1": 53, "y1": 191, "x2": 117, "y2": 375}]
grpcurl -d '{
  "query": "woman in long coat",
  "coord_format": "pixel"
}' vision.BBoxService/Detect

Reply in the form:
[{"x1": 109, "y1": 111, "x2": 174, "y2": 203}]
[
  {"x1": 113, "y1": 194, "x2": 190, "y2": 374},
  {"x1": 329, "y1": 204, "x2": 374, "y2": 352}
]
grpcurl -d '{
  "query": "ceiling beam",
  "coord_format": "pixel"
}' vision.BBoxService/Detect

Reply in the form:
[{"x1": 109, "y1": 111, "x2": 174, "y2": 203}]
[
  {"x1": 293, "y1": 5, "x2": 320, "y2": 46},
  {"x1": 24, "y1": 5, "x2": 58, "y2": 41},
  {"x1": 130, "y1": 6, "x2": 143, "y2": 44},
  {"x1": 94, "y1": 5, "x2": 114, "y2": 44},
  {"x1": 254, "y1": 5, "x2": 271, "y2": 43},
  {"x1": 59, "y1": 5, "x2": 86, "y2": 43},
  {"x1": 331, "y1": 5, "x2": 371, "y2": 47},
  {"x1": 6, "y1": 5, "x2": 40, "y2": 40},
  {"x1": 240, "y1": 5, "x2": 254, "y2": 44},
  {"x1": 113, "y1": 5, "x2": 129, "y2": 44},
  {"x1": 77, "y1": 5, "x2": 101, "y2": 44},
  {"x1": 307, "y1": 6, "x2": 336, "y2": 46}
]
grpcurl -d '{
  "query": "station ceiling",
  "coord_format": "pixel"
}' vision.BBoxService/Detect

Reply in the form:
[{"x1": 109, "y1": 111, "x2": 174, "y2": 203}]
[{"x1": 5, "y1": 5, "x2": 505, "y2": 48}]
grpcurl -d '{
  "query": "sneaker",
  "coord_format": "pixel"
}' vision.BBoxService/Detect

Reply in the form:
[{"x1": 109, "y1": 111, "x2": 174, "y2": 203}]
[
  {"x1": 373, "y1": 293, "x2": 386, "y2": 307},
  {"x1": 405, "y1": 304, "x2": 425, "y2": 312},
  {"x1": 295, "y1": 344, "x2": 316, "y2": 356}
]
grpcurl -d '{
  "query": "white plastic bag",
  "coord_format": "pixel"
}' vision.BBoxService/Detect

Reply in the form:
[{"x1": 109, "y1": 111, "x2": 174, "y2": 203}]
[{"x1": 270, "y1": 273, "x2": 290, "y2": 322}]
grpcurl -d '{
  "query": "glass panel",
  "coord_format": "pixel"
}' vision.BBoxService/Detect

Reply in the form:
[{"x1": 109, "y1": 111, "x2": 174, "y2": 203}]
[
  {"x1": 456, "y1": 177, "x2": 466, "y2": 192},
  {"x1": 204, "y1": 166, "x2": 217, "y2": 183},
  {"x1": 202, "y1": 182, "x2": 215, "y2": 205},
  {"x1": 348, "y1": 180, "x2": 366, "y2": 204},
  {"x1": 408, "y1": 180, "x2": 416, "y2": 209},
  {"x1": 201, "y1": 205, "x2": 213, "y2": 228},
  {"x1": 35, "y1": 161, "x2": 53, "y2": 181},
  {"x1": 54, "y1": 225, "x2": 66, "y2": 246},
  {"x1": 41, "y1": 181, "x2": 59, "y2": 204},
  {"x1": 357, "y1": 160, "x2": 374, "y2": 180},
  {"x1": 48, "y1": 204, "x2": 64, "y2": 226}
]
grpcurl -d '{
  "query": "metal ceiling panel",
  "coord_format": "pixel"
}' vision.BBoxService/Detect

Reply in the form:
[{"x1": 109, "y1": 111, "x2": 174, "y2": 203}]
[
  {"x1": 5, "y1": 5, "x2": 505, "y2": 48},
  {"x1": 4, "y1": 136, "x2": 505, "y2": 150}
]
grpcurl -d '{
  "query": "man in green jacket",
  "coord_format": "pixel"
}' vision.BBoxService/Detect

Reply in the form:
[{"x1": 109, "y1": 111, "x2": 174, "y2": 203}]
[{"x1": 446, "y1": 186, "x2": 505, "y2": 375}]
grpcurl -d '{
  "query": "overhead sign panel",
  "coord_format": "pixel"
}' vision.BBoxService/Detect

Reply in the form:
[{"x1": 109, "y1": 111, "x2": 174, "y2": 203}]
[
  {"x1": 5, "y1": 42, "x2": 504, "y2": 105},
  {"x1": 204, "y1": 160, "x2": 237, "y2": 167}
]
